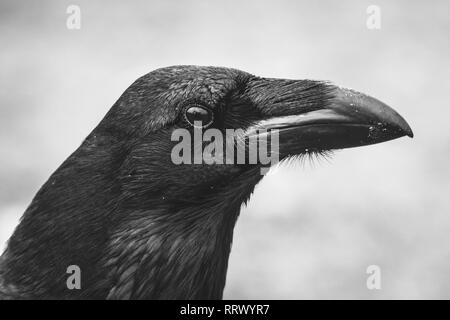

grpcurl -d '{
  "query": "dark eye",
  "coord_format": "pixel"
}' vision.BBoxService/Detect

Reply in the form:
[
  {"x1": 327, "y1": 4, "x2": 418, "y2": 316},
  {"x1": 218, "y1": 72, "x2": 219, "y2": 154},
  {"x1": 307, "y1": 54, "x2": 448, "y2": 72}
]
[{"x1": 184, "y1": 105, "x2": 214, "y2": 128}]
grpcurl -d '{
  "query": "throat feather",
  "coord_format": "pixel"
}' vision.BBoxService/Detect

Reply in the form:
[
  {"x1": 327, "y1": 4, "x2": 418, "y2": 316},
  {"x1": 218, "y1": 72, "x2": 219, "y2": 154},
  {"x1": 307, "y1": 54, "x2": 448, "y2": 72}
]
[{"x1": 103, "y1": 206, "x2": 239, "y2": 299}]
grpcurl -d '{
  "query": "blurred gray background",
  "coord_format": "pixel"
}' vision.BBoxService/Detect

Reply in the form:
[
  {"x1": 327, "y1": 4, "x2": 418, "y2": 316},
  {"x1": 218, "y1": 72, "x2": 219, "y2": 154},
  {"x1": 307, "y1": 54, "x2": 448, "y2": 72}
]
[{"x1": 0, "y1": 0, "x2": 449, "y2": 299}]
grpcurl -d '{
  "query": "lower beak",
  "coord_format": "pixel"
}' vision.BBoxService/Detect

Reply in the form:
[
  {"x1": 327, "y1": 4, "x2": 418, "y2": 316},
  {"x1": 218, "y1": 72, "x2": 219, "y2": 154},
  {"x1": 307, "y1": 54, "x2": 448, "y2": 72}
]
[{"x1": 247, "y1": 86, "x2": 413, "y2": 156}]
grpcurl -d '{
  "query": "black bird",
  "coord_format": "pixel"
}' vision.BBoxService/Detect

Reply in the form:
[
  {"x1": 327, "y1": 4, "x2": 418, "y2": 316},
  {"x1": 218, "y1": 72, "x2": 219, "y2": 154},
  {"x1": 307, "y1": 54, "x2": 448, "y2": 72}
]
[{"x1": 0, "y1": 66, "x2": 413, "y2": 299}]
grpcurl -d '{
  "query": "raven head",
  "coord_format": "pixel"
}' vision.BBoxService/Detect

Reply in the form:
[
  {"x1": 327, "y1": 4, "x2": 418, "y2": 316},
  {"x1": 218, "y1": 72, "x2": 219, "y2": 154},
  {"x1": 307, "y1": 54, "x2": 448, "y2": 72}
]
[
  {"x1": 101, "y1": 66, "x2": 412, "y2": 208},
  {"x1": 1, "y1": 66, "x2": 413, "y2": 300}
]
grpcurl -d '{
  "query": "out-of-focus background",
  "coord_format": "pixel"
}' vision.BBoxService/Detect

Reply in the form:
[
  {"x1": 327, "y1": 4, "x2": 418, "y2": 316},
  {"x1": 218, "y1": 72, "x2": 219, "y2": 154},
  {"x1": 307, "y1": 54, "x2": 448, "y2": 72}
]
[{"x1": 1, "y1": 0, "x2": 449, "y2": 299}]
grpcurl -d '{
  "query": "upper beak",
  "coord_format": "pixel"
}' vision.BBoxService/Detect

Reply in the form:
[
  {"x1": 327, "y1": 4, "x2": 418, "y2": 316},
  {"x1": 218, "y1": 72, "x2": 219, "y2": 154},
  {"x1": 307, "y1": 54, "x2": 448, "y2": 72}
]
[{"x1": 246, "y1": 83, "x2": 413, "y2": 157}]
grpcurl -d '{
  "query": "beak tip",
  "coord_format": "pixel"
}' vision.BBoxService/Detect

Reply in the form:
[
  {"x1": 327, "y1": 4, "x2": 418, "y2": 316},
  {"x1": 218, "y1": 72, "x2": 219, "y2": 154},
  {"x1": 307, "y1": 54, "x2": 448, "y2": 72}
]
[
  {"x1": 406, "y1": 129, "x2": 414, "y2": 138},
  {"x1": 395, "y1": 116, "x2": 414, "y2": 139},
  {"x1": 333, "y1": 86, "x2": 414, "y2": 142}
]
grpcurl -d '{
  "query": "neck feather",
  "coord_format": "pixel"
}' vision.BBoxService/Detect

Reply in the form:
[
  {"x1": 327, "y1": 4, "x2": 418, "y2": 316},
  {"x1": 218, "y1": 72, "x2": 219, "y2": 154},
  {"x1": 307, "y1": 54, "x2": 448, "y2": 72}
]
[{"x1": 103, "y1": 205, "x2": 240, "y2": 299}]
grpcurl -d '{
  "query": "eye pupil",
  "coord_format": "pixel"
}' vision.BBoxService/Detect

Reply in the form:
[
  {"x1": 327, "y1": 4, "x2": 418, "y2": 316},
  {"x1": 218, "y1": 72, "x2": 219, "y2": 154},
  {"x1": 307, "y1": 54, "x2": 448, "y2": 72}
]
[{"x1": 185, "y1": 105, "x2": 213, "y2": 127}]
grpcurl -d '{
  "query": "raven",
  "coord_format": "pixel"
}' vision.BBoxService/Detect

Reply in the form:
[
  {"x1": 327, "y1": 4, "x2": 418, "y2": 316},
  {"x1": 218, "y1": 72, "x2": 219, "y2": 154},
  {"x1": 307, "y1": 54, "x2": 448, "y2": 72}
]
[{"x1": 0, "y1": 66, "x2": 413, "y2": 299}]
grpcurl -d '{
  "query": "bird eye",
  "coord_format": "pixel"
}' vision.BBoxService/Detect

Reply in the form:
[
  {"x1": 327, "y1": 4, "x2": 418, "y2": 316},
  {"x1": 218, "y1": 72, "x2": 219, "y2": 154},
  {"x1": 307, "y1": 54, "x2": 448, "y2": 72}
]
[{"x1": 184, "y1": 105, "x2": 214, "y2": 128}]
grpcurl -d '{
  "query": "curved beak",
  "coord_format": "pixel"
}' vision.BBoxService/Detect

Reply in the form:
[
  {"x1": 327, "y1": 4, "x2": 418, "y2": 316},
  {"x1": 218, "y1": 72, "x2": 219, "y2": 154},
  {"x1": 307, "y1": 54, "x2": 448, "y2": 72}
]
[{"x1": 246, "y1": 82, "x2": 413, "y2": 157}]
